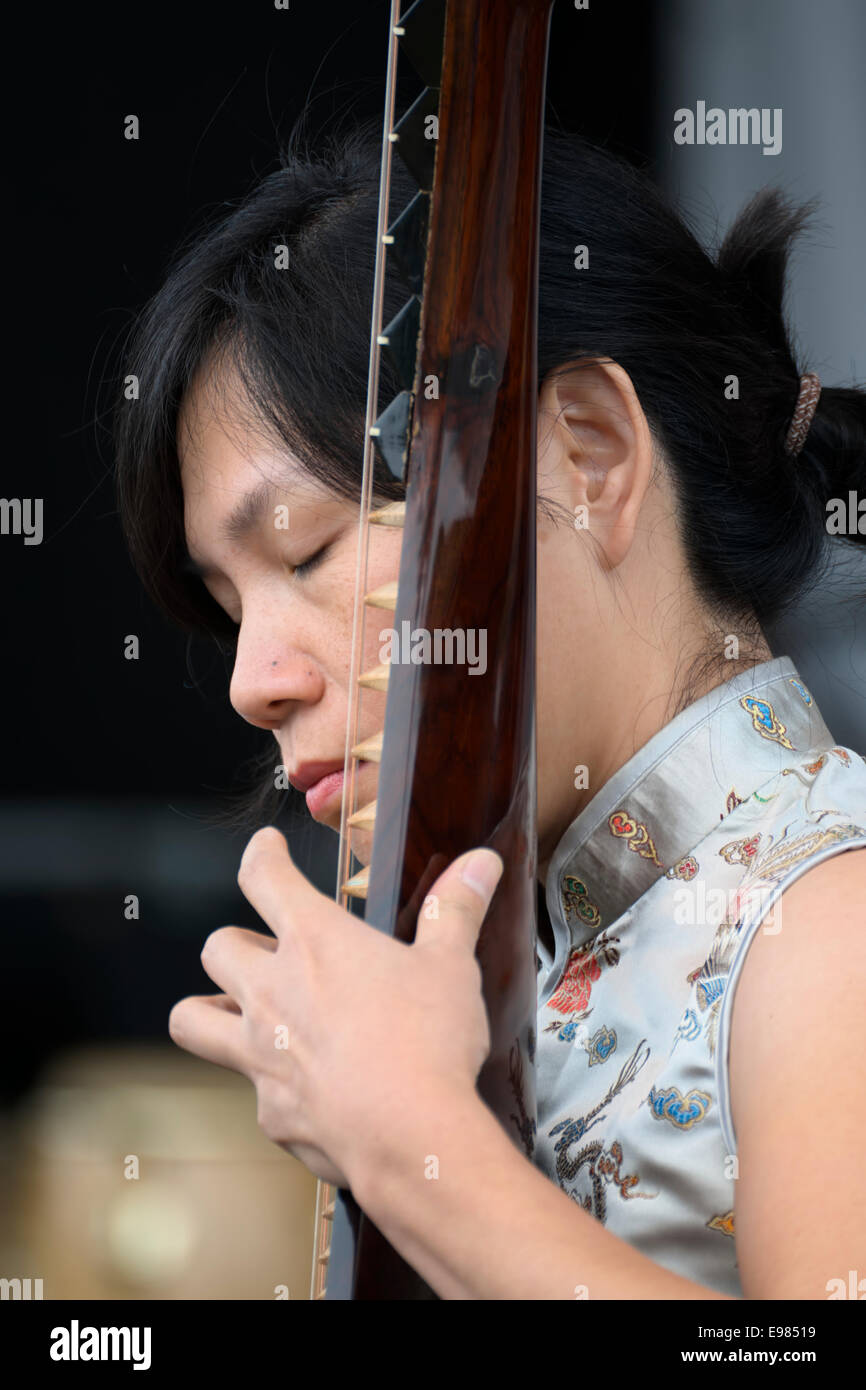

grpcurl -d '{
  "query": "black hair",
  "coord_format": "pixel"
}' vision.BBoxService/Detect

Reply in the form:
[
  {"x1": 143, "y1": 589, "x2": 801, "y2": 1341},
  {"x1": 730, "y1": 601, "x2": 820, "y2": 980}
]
[{"x1": 113, "y1": 120, "x2": 866, "y2": 817}]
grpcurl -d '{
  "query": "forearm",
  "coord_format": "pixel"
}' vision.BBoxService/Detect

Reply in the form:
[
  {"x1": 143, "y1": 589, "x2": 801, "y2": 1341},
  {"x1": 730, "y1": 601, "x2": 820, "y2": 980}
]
[{"x1": 350, "y1": 1084, "x2": 734, "y2": 1300}]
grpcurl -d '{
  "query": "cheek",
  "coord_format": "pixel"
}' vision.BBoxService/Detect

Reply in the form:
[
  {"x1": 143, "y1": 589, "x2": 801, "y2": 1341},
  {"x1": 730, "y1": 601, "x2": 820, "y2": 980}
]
[{"x1": 355, "y1": 524, "x2": 405, "y2": 682}]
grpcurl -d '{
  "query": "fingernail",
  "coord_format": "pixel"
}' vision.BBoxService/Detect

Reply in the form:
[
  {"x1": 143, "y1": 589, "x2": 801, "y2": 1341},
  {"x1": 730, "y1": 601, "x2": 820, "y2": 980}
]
[{"x1": 461, "y1": 851, "x2": 504, "y2": 898}]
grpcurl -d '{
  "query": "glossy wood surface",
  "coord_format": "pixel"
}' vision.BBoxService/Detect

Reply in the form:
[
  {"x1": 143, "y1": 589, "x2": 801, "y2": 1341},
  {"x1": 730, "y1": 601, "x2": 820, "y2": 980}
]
[{"x1": 326, "y1": 0, "x2": 554, "y2": 1299}]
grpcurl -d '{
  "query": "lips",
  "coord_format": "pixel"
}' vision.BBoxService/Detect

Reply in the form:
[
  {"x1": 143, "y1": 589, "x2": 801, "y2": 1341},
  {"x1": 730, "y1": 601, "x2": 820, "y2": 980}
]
[
  {"x1": 289, "y1": 760, "x2": 374, "y2": 821},
  {"x1": 287, "y1": 758, "x2": 374, "y2": 821},
  {"x1": 304, "y1": 768, "x2": 346, "y2": 818},
  {"x1": 287, "y1": 760, "x2": 347, "y2": 794}
]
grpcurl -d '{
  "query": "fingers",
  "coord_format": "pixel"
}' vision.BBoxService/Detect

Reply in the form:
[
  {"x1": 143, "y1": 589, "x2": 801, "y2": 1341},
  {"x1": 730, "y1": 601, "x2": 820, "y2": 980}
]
[
  {"x1": 237, "y1": 826, "x2": 313, "y2": 941},
  {"x1": 413, "y1": 849, "x2": 504, "y2": 954},
  {"x1": 199, "y1": 925, "x2": 276, "y2": 1005},
  {"x1": 168, "y1": 993, "x2": 244, "y2": 1072}
]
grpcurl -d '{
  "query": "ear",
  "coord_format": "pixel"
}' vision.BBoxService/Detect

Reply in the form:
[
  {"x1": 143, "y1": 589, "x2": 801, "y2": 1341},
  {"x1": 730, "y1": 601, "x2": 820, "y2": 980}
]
[{"x1": 537, "y1": 359, "x2": 654, "y2": 570}]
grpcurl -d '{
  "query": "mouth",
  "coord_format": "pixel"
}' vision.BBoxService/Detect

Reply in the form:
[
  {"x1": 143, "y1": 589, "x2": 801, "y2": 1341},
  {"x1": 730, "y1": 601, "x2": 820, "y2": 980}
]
[{"x1": 288, "y1": 759, "x2": 373, "y2": 820}]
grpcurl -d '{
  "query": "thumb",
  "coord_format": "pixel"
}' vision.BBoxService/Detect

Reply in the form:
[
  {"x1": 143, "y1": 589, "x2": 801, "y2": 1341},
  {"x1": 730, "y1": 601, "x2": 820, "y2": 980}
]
[{"x1": 413, "y1": 849, "x2": 504, "y2": 953}]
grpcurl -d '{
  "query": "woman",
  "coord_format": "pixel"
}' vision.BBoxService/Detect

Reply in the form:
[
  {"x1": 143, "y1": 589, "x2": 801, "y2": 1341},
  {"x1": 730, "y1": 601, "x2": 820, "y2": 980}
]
[{"x1": 115, "y1": 124, "x2": 866, "y2": 1299}]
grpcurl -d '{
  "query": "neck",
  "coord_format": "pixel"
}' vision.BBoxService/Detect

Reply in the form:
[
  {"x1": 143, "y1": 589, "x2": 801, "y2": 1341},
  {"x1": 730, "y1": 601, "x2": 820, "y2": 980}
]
[{"x1": 536, "y1": 625, "x2": 773, "y2": 886}]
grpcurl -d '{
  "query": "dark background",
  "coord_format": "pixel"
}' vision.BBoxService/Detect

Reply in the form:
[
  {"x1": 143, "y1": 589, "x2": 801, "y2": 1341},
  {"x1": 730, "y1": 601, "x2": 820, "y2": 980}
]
[{"x1": 3, "y1": 0, "x2": 657, "y2": 1104}]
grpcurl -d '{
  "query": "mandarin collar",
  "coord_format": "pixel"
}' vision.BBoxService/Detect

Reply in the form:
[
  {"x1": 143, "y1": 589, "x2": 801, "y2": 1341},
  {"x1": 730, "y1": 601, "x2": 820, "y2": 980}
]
[{"x1": 544, "y1": 656, "x2": 836, "y2": 953}]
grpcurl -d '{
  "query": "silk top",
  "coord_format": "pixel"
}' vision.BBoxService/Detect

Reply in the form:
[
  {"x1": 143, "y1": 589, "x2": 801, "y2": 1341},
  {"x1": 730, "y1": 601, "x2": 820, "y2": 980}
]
[{"x1": 532, "y1": 655, "x2": 866, "y2": 1297}]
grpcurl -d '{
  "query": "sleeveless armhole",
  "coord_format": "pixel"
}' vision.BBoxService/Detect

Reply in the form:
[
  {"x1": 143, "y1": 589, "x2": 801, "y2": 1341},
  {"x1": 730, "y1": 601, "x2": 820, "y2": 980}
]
[{"x1": 715, "y1": 832, "x2": 866, "y2": 1160}]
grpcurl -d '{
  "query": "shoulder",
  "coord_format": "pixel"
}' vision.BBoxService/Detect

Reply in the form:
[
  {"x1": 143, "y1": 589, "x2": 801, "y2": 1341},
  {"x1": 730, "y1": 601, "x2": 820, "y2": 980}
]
[{"x1": 728, "y1": 846, "x2": 866, "y2": 1298}]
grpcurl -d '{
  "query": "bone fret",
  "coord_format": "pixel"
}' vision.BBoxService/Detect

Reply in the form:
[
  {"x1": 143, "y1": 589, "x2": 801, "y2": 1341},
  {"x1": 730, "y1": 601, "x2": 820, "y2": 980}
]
[
  {"x1": 364, "y1": 580, "x2": 399, "y2": 609},
  {"x1": 341, "y1": 866, "x2": 370, "y2": 899},
  {"x1": 369, "y1": 501, "x2": 406, "y2": 526},
  {"x1": 351, "y1": 730, "x2": 384, "y2": 761},
  {"x1": 358, "y1": 662, "x2": 390, "y2": 691},
  {"x1": 347, "y1": 798, "x2": 377, "y2": 831}
]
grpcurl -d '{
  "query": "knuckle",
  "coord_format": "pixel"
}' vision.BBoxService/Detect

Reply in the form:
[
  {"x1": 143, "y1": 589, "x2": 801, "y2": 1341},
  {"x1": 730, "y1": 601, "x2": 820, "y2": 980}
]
[
  {"x1": 256, "y1": 1081, "x2": 283, "y2": 1144},
  {"x1": 237, "y1": 853, "x2": 256, "y2": 893},
  {"x1": 238, "y1": 835, "x2": 263, "y2": 888},
  {"x1": 200, "y1": 926, "x2": 228, "y2": 964},
  {"x1": 444, "y1": 894, "x2": 480, "y2": 927},
  {"x1": 238, "y1": 826, "x2": 283, "y2": 889},
  {"x1": 167, "y1": 999, "x2": 188, "y2": 1043}
]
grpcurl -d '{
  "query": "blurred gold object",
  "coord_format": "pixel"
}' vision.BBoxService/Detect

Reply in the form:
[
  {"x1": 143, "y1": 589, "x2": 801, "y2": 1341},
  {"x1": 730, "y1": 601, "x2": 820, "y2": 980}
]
[{"x1": 11, "y1": 1043, "x2": 318, "y2": 1299}]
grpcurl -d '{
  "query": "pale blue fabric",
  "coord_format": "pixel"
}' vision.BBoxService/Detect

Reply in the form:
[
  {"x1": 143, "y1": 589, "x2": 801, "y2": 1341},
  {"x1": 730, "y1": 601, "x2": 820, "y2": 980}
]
[{"x1": 533, "y1": 655, "x2": 866, "y2": 1296}]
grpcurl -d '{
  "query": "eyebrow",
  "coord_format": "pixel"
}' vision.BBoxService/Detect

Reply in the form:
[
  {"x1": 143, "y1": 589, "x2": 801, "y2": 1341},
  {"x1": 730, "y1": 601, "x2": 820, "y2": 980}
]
[{"x1": 183, "y1": 480, "x2": 279, "y2": 577}]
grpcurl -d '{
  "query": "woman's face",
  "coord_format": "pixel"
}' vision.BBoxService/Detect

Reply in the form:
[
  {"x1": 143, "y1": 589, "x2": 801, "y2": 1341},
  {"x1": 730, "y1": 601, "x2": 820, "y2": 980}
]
[
  {"x1": 179, "y1": 370, "x2": 402, "y2": 869},
  {"x1": 179, "y1": 358, "x2": 699, "y2": 881}
]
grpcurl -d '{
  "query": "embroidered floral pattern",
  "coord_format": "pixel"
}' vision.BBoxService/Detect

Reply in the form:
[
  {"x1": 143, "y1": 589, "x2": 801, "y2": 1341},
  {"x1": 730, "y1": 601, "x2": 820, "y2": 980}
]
[
  {"x1": 609, "y1": 810, "x2": 665, "y2": 870},
  {"x1": 547, "y1": 931, "x2": 621, "y2": 1016},
  {"x1": 547, "y1": 949, "x2": 601, "y2": 1016},
  {"x1": 707, "y1": 1211, "x2": 735, "y2": 1237},
  {"x1": 724, "y1": 789, "x2": 746, "y2": 817},
  {"x1": 545, "y1": 1017, "x2": 618, "y2": 1065},
  {"x1": 647, "y1": 1084, "x2": 712, "y2": 1129},
  {"x1": 587, "y1": 1025, "x2": 618, "y2": 1066},
  {"x1": 671, "y1": 1007, "x2": 701, "y2": 1053},
  {"x1": 544, "y1": 1013, "x2": 592, "y2": 1041},
  {"x1": 719, "y1": 833, "x2": 762, "y2": 866},
  {"x1": 561, "y1": 874, "x2": 601, "y2": 929},
  {"x1": 782, "y1": 754, "x2": 828, "y2": 786},
  {"x1": 532, "y1": 662, "x2": 866, "y2": 1298},
  {"x1": 740, "y1": 695, "x2": 795, "y2": 749},
  {"x1": 666, "y1": 854, "x2": 699, "y2": 881}
]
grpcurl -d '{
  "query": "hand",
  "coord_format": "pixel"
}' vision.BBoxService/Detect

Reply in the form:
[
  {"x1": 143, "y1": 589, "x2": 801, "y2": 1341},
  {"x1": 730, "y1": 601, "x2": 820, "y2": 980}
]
[{"x1": 167, "y1": 826, "x2": 504, "y2": 1191}]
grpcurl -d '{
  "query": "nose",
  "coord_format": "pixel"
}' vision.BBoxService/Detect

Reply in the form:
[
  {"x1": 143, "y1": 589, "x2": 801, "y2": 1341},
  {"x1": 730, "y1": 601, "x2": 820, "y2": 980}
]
[{"x1": 229, "y1": 613, "x2": 324, "y2": 730}]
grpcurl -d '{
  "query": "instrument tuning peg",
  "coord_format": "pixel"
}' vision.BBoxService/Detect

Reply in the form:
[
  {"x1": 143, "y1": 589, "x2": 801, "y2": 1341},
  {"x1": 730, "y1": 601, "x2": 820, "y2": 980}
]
[
  {"x1": 384, "y1": 190, "x2": 430, "y2": 296},
  {"x1": 391, "y1": 86, "x2": 440, "y2": 191},
  {"x1": 377, "y1": 295, "x2": 421, "y2": 392},
  {"x1": 370, "y1": 390, "x2": 413, "y2": 482},
  {"x1": 396, "y1": 0, "x2": 446, "y2": 88}
]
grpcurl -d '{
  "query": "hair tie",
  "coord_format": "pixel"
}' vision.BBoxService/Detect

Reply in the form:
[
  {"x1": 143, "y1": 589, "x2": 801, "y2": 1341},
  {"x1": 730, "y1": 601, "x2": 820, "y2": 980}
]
[{"x1": 784, "y1": 372, "x2": 821, "y2": 456}]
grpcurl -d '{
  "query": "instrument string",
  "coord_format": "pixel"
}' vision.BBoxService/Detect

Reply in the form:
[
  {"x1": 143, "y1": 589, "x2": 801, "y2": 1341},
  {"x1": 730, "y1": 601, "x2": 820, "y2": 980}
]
[
  {"x1": 335, "y1": 0, "x2": 403, "y2": 910},
  {"x1": 311, "y1": 0, "x2": 404, "y2": 1301}
]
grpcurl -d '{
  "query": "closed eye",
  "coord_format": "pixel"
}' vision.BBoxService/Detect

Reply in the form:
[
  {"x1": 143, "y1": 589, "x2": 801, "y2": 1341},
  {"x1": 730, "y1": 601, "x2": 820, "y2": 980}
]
[{"x1": 290, "y1": 543, "x2": 330, "y2": 579}]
